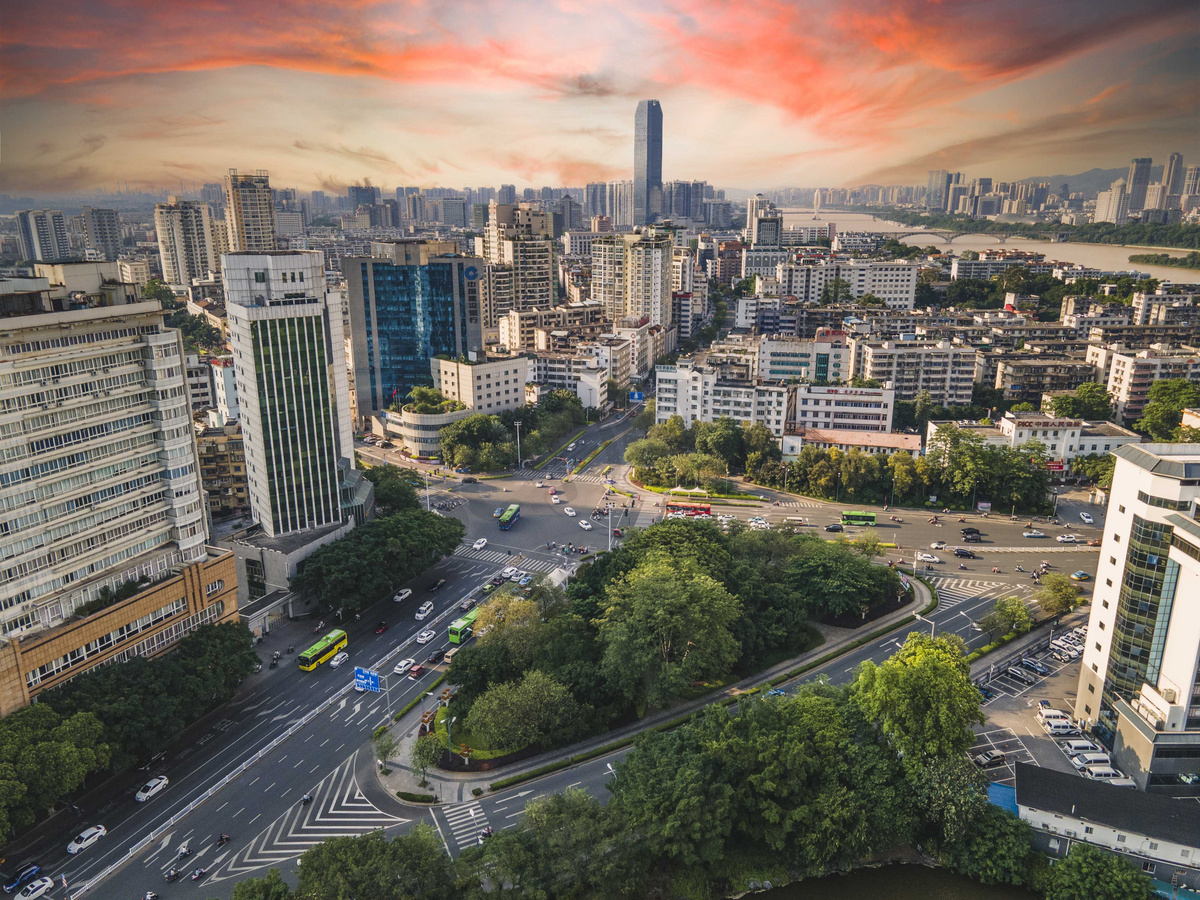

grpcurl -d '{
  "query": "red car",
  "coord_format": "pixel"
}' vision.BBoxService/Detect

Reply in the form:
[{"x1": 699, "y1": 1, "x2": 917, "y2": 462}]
[
  {"x1": 612, "y1": 528, "x2": 624, "y2": 537},
  {"x1": 374, "y1": 621, "x2": 388, "y2": 634},
  {"x1": 408, "y1": 664, "x2": 427, "y2": 679}
]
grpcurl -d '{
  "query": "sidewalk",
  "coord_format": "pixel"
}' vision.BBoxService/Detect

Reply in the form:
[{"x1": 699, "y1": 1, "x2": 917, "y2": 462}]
[{"x1": 374, "y1": 579, "x2": 933, "y2": 803}]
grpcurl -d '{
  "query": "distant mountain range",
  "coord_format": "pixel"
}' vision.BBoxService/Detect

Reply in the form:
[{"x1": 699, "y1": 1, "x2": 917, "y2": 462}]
[{"x1": 1016, "y1": 166, "x2": 1164, "y2": 196}]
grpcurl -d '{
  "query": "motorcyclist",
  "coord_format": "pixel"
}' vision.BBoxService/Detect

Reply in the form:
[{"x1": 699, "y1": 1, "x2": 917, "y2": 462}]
[{"x1": 302, "y1": 793, "x2": 313, "y2": 805}]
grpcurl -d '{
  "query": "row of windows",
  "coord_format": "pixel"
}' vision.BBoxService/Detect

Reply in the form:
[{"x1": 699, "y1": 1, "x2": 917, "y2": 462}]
[
  {"x1": 3, "y1": 325, "x2": 149, "y2": 359},
  {"x1": 1136, "y1": 491, "x2": 1191, "y2": 511}
]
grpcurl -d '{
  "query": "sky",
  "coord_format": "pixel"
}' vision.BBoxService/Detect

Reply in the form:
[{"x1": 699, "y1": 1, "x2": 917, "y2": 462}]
[{"x1": 2, "y1": 0, "x2": 1198, "y2": 197}]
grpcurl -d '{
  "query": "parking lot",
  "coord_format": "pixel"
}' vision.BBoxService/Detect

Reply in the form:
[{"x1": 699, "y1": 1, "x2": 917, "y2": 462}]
[{"x1": 971, "y1": 634, "x2": 1090, "y2": 785}]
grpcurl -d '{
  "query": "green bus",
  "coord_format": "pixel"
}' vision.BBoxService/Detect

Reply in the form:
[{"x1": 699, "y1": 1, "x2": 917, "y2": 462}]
[
  {"x1": 298, "y1": 629, "x2": 348, "y2": 671},
  {"x1": 448, "y1": 608, "x2": 481, "y2": 644},
  {"x1": 841, "y1": 511, "x2": 877, "y2": 526},
  {"x1": 498, "y1": 504, "x2": 521, "y2": 530}
]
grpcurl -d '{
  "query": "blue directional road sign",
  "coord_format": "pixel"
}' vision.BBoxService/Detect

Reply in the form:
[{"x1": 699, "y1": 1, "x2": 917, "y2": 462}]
[
  {"x1": 629, "y1": 391, "x2": 644, "y2": 402},
  {"x1": 354, "y1": 667, "x2": 380, "y2": 693}
]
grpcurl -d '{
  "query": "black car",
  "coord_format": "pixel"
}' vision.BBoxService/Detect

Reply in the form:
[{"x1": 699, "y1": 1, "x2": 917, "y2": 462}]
[
  {"x1": 3, "y1": 863, "x2": 41, "y2": 893},
  {"x1": 824, "y1": 523, "x2": 843, "y2": 532},
  {"x1": 459, "y1": 598, "x2": 476, "y2": 612},
  {"x1": 461, "y1": 477, "x2": 478, "y2": 484},
  {"x1": 428, "y1": 579, "x2": 446, "y2": 592},
  {"x1": 961, "y1": 533, "x2": 982, "y2": 543},
  {"x1": 426, "y1": 649, "x2": 445, "y2": 664},
  {"x1": 960, "y1": 527, "x2": 981, "y2": 536},
  {"x1": 954, "y1": 548, "x2": 977, "y2": 559}
]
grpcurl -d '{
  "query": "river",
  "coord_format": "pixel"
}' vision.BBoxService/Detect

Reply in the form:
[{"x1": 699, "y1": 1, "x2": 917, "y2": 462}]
[
  {"x1": 780, "y1": 209, "x2": 1196, "y2": 283},
  {"x1": 755, "y1": 864, "x2": 1036, "y2": 899}
]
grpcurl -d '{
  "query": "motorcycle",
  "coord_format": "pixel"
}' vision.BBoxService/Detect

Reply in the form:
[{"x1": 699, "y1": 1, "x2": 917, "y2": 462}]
[
  {"x1": 313, "y1": 621, "x2": 324, "y2": 633},
  {"x1": 165, "y1": 870, "x2": 181, "y2": 884},
  {"x1": 217, "y1": 834, "x2": 230, "y2": 848},
  {"x1": 301, "y1": 793, "x2": 313, "y2": 805},
  {"x1": 1015, "y1": 565, "x2": 1025, "y2": 573},
  {"x1": 959, "y1": 563, "x2": 967, "y2": 570},
  {"x1": 958, "y1": 517, "x2": 966, "y2": 522},
  {"x1": 269, "y1": 658, "x2": 278, "y2": 669},
  {"x1": 191, "y1": 868, "x2": 207, "y2": 882},
  {"x1": 177, "y1": 842, "x2": 191, "y2": 860},
  {"x1": 144, "y1": 893, "x2": 160, "y2": 900}
]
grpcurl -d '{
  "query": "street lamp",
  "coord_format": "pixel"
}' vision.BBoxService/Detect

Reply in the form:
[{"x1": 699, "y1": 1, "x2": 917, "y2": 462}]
[
  {"x1": 448, "y1": 716, "x2": 457, "y2": 752},
  {"x1": 514, "y1": 421, "x2": 522, "y2": 470},
  {"x1": 914, "y1": 613, "x2": 936, "y2": 637},
  {"x1": 423, "y1": 470, "x2": 431, "y2": 511}
]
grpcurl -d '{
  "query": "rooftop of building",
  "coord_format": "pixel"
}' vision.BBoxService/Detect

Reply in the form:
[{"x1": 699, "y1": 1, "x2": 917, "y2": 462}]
[
  {"x1": 1014, "y1": 763, "x2": 1200, "y2": 849},
  {"x1": 1114, "y1": 443, "x2": 1200, "y2": 478},
  {"x1": 790, "y1": 428, "x2": 921, "y2": 450},
  {"x1": 229, "y1": 520, "x2": 348, "y2": 556},
  {"x1": 1081, "y1": 421, "x2": 1141, "y2": 438}
]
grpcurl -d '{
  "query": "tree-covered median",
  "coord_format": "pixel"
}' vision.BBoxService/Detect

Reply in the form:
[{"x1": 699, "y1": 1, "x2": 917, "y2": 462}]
[
  {"x1": 227, "y1": 630, "x2": 1158, "y2": 900},
  {"x1": 438, "y1": 518, "x2": 900, "y2": 760}
]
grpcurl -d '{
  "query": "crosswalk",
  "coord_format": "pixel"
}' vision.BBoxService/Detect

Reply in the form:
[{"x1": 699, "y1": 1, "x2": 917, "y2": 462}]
[
  {"x1": 452, "y1": 546, "x2": 559, "y2": 572},
  {"x1": 926, "y1": 578, "x2": 1022, "y2": 607},
  {"x1": 209, "y1": 757, "x2": 407, "y2": 884},
  {"x1": 439, "y1": 801, "x2": 492, "y2": 851},
  {"x1": 774, "y1": 499, "x2": 825, "y2": 509}
]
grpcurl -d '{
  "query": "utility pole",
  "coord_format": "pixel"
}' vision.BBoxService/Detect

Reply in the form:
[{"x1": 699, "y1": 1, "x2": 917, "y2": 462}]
[{"x1": 514, "y1": 421, "x2": 522, "y2": 470}]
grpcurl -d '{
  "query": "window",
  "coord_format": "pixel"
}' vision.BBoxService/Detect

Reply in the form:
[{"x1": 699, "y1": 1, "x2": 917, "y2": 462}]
[
  {"x1": 1084, "y1": 826, "x2": 1094, "y2": 835},
  {"x1": 1142, "y1": 862, "x2": 1155, "y2": 875},
  {"x1": 1117, "y1": 835, "x2": 1126, "y2": 844},
  {"x1": 1149, "y1": 842, "x2": 1159, "y2": 851},
  {"x1": 1088, "y1": 683, "x2": 1095, "y2": 693}
]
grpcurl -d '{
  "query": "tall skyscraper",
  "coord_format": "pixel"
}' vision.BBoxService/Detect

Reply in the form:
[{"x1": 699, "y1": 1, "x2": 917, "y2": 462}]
[
  {"x1": 223, "y1": 251, "x2": 353, "y2": 538},
  {"x1": 154, "y1": 197, "x2": 219, "y2": 287},
  {"x1": 0, "y1": 289, "x2": 230, "y2": 711},
  {"x1": 1181, "y1": 166, "x2": 1200, "y2": 198},
  {"x1": 925, "y1": 170, "x2": 950, "y2": 211},
  {"x1": 1162, "y1": 153, "x2": 1184, "y2": 197},
  {"x1": 343, "y1": 240, "x2": 486, "y2": 420},
  {"x1": 224, "y1": 169, "x2": 277, "y2": 253},
  {"x1": 591, "y1": 232, "x2": 673, "y2": 327},
  {"x1": 16, "y1": 210, "x2": 69, "y2": 262},
  {"x1": 1125, "y1": 157, "x2": 1153, "y2": 212},
  {"x1": 497, "y1": 184, "x2": 517, "y2": 205},
  {"x1": 1074, "y1": 443, "x2": 1200, "y2": 792},
  {"x1": 81, "y1": 207, "x2": 121, "y2": 261},
  {"x1": 606, "y1": 180, "x2": 635, "y2": 230},
  {"x1": 633, "y1": 100, "x2": 663, "y2": 226},
  {"x1": 347, "y1": 185, "x2": 375, "y2": 208},
  {"x1": 200, "y1": 183, "x2": 224, "y2": 205}
]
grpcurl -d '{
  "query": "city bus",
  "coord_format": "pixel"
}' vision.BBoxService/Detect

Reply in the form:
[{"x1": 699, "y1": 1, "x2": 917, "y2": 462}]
[
  {"x1": 298, "y1": 628, "x2": 348, "y2": 671},
  {"x1": 498, "y1": 504, "x2": 520, "y2": 530},
  {"x1": 448, "y1": 608, "x2": 481, "y2": 644},
  {"x1": 665, "y1": 501, "x2": 712, "y2": 517},
  {"x1": 840, "y1": 511, "x2": 877, "y2": 526}
]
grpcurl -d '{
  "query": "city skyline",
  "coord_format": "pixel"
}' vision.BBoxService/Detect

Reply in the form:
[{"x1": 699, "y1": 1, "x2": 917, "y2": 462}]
[{"x1": 2, "y1": 0, "x2": 1198, "y2": 197}]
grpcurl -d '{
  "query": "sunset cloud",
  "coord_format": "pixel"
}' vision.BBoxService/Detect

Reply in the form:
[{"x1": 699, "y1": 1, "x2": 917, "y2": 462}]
[{"x1": 1, "y1": 0, "x2": 1196, "y2": 194}]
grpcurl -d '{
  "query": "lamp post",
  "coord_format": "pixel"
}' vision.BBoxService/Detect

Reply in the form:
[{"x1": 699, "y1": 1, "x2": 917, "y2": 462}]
[
  {"x1": 423, "y1": 470, "x2": 431, "y2": 511},
  {"x1": 514, "y1": 421, "x2": 522, "y2": 470},
  {"x1": 835, "y1": 472, "x2": 841, "y2": 505},
  {"x1": 915, "y1": 613, "x2": 936, "y2": 637},
  {"x1": 448, "y1": 716, "x2": 457, "y2": 753}
]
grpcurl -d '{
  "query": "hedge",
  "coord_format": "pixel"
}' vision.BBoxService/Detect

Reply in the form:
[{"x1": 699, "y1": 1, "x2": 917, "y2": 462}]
[
  {"x1": 572, "y1": 439, "x2": 612, "y2": 474},
  {"x1": 396, "y1": 791, "x2": 438, "y2": 803},
  {"x1": 533, "y1": 429, "x2": 588, "y2": 471},
  {"x1": 394, "y1": 674, "x2": 447, "y2": 721}
]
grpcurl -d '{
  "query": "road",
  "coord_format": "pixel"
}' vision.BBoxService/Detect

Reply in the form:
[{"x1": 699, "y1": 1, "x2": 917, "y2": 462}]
[{"x1": 50, "y1": 410, "x2": 1102, "y2": 898}]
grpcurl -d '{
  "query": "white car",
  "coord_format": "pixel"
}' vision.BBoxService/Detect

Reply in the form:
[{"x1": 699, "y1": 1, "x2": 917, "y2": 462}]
[
  {"x1": 917, "y1": 552, "x2": 941, "y2": 564},
  {"x1": 67, "y1": 825, "x2": 107, "y2": 854},
  {"x1": 535, "y1": 481, "x2": 545, "y2": 488},
  {"x1": 1079, "y1": 512, "x2": 1094, "y2": 525},
  {"x1": 16, "y1": 878, "x2": 53, "y2": 900},
  {"x1": 579, "y1": 520, "x2": 593, "y2": 531},
  {"x1": 717, "y1": 514, "x2": 735, "y2": 522},
  {"x1": 416, "y1": 629, "x2": 436, "y2": 644},
  {"x1": 1023, "y1": 530, "x2": 1046, "y2": 538},
  {"x1": 551, "y1": 495, "x2": 562, "y2": 504},
  {"x1": 415, "y1": 601, "x2": 434, "y2": 620},
  {"x1": 567, "y1": 443, "x2": 576, "y2": 451},
  {"x1": 563, "y1": 507, "x2": 576, "y2": 517},
  {"x1": 329, "y1": 651, "x2": 350, "y2": 669},
  {"x1": 393, "y1": 658, "x2": 414, "y2": 675},
  {"x1": 472, "y1": 538, "x2": 488, "y2": 551},
  {"x1": 393, "y1": 588, "x2": 412, "y2": 603},
  {"x1": 1056, "y1": 534, "x2": 1078, "y2": 543},
  {"x1": 929, "y1": 541, "x2": 946, "y2": 550},
  {"x1": 501, "y1": 566, "x2": 518, "y2": 578},
  {"x1": 135, "y1": 775, "x2": 169, "y2": 802}
]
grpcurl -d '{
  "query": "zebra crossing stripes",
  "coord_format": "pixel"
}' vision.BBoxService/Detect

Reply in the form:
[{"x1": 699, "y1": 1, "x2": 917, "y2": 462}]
[
  {"x1": 451, "y1": 546, "x2": 558, "y2": 572},
  {"x1": 774, "y1": 499, "x2": 824, "y2": 509},
  {"x1": 927, "y1": 578, "x2": 1023, "y2": 607},
  {"x1": 209, "y1": 757, "x2": 406, "y2": 883},
  {"x1": 440, "y1": 801, "x2": 491, "y2": 851}
]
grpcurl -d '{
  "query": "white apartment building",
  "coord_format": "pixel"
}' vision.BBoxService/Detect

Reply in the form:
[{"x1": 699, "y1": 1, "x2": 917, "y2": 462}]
[
  {"x1": 185, "y1": 354, "x2": 213, "y2": 408},
  {"x1": 610, "y1": 320, "x2": 676, "y2": 379},
  {"x1": 756, "y1": 330, "x2": 853, "y2": 382},
  {"x1": 529, "y1": 354, "x2": 608, "y2": 408},
  {"x1": 792, "y1": 383, "x2": 895, "y2": 432},
  {"x1": 1106, "y1": 345, "x2": 1200, "y2": 425},
  {"x1": 1074, "y1": 444, "x2": 1200, "y2": 794},
  {"x1": 211, "y1": 356, "x2": 239, "y2": 420},
  {"x1": 1131, "y1": 290, "x2": 1199, "y2": 326},
  {"x1": 591, "y1": 232, "x2": 673, "y2": 327},
  {"x1": 782, "y1": 430, "x2": 920, "y2": 458},
  {"x1": 155, "y1": 198, "x2": 220, "y2": 288},
  {"x1": 671, "y1": 248, "x2": 695, "y2": 294},
  {"x1": 561, "y1": 231, "x2": 605, "y2": 257},
  {"x1": 672, "y1": 292, "x2": 706, "y2": 342},
  {"x1": 655, "y1": 358, "x2": 793, "y2": 437},
  {"x1": 224, "y1": 169, "x2": 277, "y2": 253},
  {"x1": 578, "y1": 336, "x2": 633, "y2": 389},
  {"x1": 741, "y1": 248, "x2": 792, "y2": 280},
  {"x1": 848, "y1": 338, "x2": 975, "y2": 405},
  {"x1": 776, "y1": 258, "x2": 918, "y2": 309},
  {"x1": 117, "y1": 257, "x2": 152, "y2": 295},
  {"x1": 224, "y1": 251, "x2": 353, "y2": 539},
  {"x1": 498, "y1": 303, "x2": 605, "y2": 351},
  {"x1": 0, "y1": 299, "x2": 209, "y2": 635},
  {"x1": 431, "y1": 355, "x2": 530, "y2": 414}
]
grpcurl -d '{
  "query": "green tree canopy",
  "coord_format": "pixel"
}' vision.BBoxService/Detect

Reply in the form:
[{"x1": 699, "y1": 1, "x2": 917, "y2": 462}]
[
  {"x1": 462, "y1": 670, "x2": 583, "y2": 752},
  {"x1": 296, "y1": 827, "x2": 453, "y2": 900},
  {"x1": 1050, "y1": 382, "x2": 1113, "y2": 420},
  {"x1": 1043, "y1": 842, "x2": 1156, "y2": 900},
  {"x1": 1035, "y1": 572, "x2": 1081, "y2": 617},
  {"x1": 1136, "y1": 379, "x2": 1200, "y2": 439},
  {"x1": 361, "y1": 465, "x2": 421, "y2": 516}
]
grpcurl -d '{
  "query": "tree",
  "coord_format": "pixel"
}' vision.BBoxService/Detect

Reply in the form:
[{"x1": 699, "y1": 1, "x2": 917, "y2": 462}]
[
  {"x1": 410, "y1": 734, "x2": 442, "y2": 787},
  {"x1": 1010, "y1": 401, "x2": 1037, "y2": 412},
  {"x1": 445, "y1": 639, "x2": 523, "y2": 712},
  {"x1": 631, "y1": 398, "x2": 655, "y2": 433},
  {"x1": 783, "y1": 539, "x2": 900, "y2": 619},
  {"x1": 361, "y1": 465, "x2": 421, "y2": 516},
  {"x1": 693, "y1": 417, "x2": 745, "y2": 470},
  {"x1": 994, "y1": 596, "x2": 1032, "y2": 634},
  {"x1": 373, "y1": 731, "x2": 397, "y2": 768},
  {"x1": 906, "y1": 754, "x2": 988, "y2": 844},
  {"x1": 1051, "y1": 382, "x2": 1112, "y2": 420},
  {"x1": 1043, "y1": 842, "x2": 1156, "y2": 900},
  {"x1": 142, "y1": 279, "x2": 176, "y2": 304},
  {"x1": 941, "y1": 804, "x2": 1039, "y2": 887},
  {"x1": 623, "y1": 438, "x2": 671, "y2": 471},
  {"x1": 0, "y1": 705, "x2": 111, "y2": 842},
  {"x1": 606, "y1": 377, "x2": 623, "y2": 408},
  {"x1": 851, "y1": 632, "x2": 984, "y2": 762},
  {"x1": 1072, "y1": 453, "x2": 1115, "y2": 488},
  {"x1": 1136, "y1": 379, "x2": 1200, "y2": 439},
  {"x1": 462, "y1": 670, "x2": 582, "y2": 752},
  {"x1": 296, "y1": 827, "x2": 453, "y2": 900},
  {"x1": 852, "y1": 527, "x2": 882, "y2": 561},
  {"x1": 230, "y1": 868, "x2": 295, "y2": 900},
  {"x1": 406, "y1": 386, "x2": 463, "y2": 415},
  {"x1": 595, "y1": 553, "x2": 741, "y2": 707},
  {"x1": 471, "y1": 593, "x2": 540, "y2": 659},
  {"x1": 647, "y1": 414, "x2": 693, "y2": 453},
  {"x1": 1035, "y1": 572, "x2": 1080, "y2": 617}
]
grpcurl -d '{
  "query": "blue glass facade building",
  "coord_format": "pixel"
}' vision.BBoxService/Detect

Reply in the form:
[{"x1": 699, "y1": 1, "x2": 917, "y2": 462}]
[{"x1": 345, "y1": 240, "x2": 484, "y2": 420}]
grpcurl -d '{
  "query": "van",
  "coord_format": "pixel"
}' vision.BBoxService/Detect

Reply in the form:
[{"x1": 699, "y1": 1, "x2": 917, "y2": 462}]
[
  {"x1": 1083, "y1": 764, "x2": 1126, "y2": 781},
  {"x1": 1044, "y1": 720, "x2": 1080, "y2": 737},
  {"x1": 1070, "y1": 752, "x2": 1111, "y2": 770},
  {"x1": 443, "y1": 647, "x2": 460, "y2": 665},
  {"x1": 1062, "y1": 739, "x2": 1103, "y2": 755},
  {"x1": 1037, "y1": 707, "x2": 1069, "y2": 724}
]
